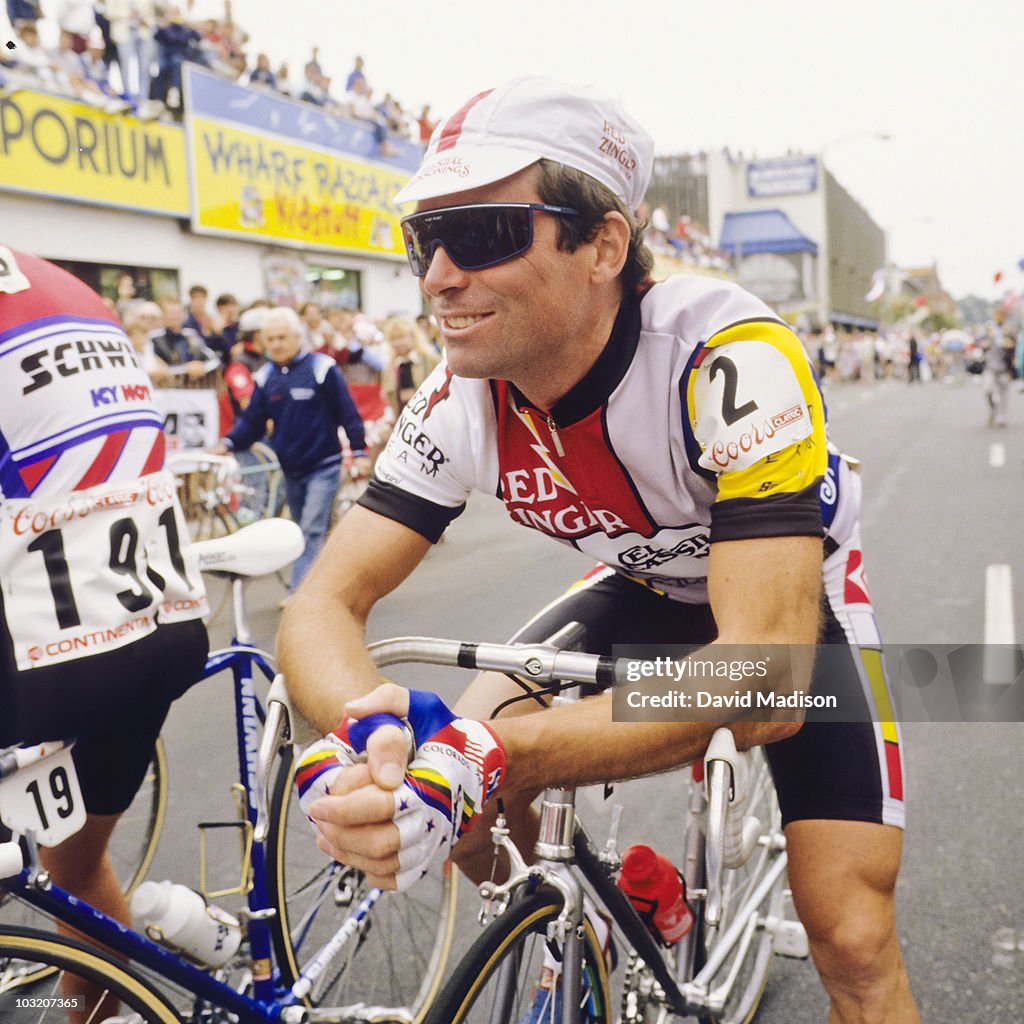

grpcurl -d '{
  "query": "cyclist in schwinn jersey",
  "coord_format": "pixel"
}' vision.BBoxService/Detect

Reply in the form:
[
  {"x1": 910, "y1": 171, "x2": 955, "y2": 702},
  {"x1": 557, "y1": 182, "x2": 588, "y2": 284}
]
[
  {"x1": 0, "y1": 250, "x2": 209, "y2": 973},
  {"x1": 280, "y1": 79, "x2": 920, "y2": 1022}
]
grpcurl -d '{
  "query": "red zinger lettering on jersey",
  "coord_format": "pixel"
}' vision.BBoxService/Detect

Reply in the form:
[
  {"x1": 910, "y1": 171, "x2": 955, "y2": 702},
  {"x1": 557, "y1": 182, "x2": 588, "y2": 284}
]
[{"x1": 494, "y1": 383, "x2": 657, "y2": 540}]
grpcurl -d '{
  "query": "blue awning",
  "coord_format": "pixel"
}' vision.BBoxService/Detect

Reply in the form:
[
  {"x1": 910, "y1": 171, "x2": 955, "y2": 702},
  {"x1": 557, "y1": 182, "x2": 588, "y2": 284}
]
[{"x1": 719, "y1": 209, "x2": 819, "y2": 257}]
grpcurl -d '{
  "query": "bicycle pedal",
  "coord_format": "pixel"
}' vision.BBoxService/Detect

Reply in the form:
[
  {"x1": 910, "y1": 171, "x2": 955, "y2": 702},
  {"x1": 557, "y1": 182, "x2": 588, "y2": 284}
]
[{"x1": 771, "y1": 919, "x2": 809, "y2": 958}]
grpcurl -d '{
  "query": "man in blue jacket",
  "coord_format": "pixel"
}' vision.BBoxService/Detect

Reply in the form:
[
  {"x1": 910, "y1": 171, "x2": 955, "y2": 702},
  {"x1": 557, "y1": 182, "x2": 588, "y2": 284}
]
[{"x1": 216, "y1": 307, "x2": 370, "y2": 594}]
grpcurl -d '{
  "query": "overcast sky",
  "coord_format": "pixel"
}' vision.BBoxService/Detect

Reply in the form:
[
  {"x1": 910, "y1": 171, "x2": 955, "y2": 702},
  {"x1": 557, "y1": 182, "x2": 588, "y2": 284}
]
[{"x1": 28, "y1": 0, "x2": 1024, "y2": 299}]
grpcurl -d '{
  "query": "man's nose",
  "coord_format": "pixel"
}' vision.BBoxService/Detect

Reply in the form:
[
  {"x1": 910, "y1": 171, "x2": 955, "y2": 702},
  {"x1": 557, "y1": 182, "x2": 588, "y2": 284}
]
[{"x1": 422, "y1": 243, "x2": 470, "y2": 295}]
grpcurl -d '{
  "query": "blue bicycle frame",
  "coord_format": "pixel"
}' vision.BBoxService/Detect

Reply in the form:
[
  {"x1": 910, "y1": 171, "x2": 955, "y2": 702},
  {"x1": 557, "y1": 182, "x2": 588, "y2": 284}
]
[{"x1": 3, "y1": 593, "x2": 303, "y2": 1022}]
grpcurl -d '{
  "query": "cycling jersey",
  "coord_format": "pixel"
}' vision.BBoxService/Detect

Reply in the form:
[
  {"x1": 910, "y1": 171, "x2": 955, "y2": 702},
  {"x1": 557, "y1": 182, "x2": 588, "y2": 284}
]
[
  {"x1": 0, "y1": 247, "x2": 208, "y2": 672},
  {"x1": 362, "y1": 274, "x2": 856, "y2": 603},
  {"x1": 0, "y1": 247, "x2": 209, "y2": 814},
  {"x1": 359, "y1": 273, "x2": 903, "y2": 830}
]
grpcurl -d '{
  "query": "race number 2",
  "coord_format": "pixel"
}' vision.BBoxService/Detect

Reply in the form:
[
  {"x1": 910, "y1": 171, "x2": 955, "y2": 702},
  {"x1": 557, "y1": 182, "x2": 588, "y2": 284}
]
[{"x1": 709, "y1": 356, "x2": 759, "y2": 425}]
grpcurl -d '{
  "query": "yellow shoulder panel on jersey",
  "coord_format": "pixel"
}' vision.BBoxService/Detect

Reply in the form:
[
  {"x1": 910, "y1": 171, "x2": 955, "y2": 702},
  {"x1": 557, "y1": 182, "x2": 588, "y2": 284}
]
[{"x1": 686, "y1": 319, "x2": 826, "y2": 502}]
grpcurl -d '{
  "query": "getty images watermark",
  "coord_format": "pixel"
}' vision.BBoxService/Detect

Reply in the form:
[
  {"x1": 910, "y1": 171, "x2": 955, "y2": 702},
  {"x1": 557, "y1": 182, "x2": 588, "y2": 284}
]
[{"x1": 610, "y1": 644, "x2": 1024, "y2": 723}]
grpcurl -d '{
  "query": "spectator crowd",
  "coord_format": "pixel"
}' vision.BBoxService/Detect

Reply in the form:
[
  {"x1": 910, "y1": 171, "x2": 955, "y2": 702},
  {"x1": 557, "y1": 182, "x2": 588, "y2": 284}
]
[
  {"x1": 112, "y1": 271, "x2": 441, "y2": 447},
  {"x1": 1, "y1": 0, "x2": 437, "y2": 144}
]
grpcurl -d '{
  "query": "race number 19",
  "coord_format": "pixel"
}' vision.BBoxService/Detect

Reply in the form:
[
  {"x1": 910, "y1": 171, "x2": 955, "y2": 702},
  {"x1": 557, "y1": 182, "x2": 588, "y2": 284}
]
[{"x1": 0, "y1": 747, "x2": 86, "y2": 847}]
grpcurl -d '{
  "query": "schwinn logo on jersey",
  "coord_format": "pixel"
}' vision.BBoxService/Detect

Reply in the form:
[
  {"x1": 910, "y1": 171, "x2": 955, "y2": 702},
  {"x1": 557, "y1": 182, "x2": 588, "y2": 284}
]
[{"x1": 19, "y1": 335, "x2": 143, "y2": 395}]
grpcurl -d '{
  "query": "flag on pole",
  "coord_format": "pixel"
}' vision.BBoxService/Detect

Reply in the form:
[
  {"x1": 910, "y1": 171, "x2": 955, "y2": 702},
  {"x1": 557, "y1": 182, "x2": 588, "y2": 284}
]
[{"x1": 864, "y1": 268, "x2": 886, "y2": 302}]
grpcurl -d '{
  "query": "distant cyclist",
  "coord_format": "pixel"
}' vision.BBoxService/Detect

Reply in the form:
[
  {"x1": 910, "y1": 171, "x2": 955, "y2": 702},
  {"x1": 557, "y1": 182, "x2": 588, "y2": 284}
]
[{"x1": 0, "y1": 250, "x2": 209, "y2": 977}]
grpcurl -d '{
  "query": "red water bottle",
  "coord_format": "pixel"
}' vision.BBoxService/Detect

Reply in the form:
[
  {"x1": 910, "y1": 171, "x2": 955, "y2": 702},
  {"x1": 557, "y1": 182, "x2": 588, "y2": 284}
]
[{"x1": 618, "y1": 844, "x2": 693, "y2": 946}]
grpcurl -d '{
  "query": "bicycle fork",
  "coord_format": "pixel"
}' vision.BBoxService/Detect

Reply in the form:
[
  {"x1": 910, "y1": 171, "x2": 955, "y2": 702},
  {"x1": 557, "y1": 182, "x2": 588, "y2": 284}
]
[{"x1": 480, "y1": 784, "x2": 587, "y2": 1024}]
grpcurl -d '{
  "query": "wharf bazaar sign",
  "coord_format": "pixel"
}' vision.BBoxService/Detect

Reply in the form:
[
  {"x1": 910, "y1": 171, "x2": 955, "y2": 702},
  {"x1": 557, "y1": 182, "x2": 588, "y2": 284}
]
[
  {"x1": 0, "y1": 90, "x2": 188, "y2": 215},
  {"x1": 185, "y1": 66, "x2": 415, "y2": 256}
]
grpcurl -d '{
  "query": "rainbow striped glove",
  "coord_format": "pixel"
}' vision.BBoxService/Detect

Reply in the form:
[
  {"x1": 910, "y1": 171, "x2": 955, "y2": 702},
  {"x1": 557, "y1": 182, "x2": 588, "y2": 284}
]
[{"x1": 295, "y1": 691, "x2": 506, "y2": 891}]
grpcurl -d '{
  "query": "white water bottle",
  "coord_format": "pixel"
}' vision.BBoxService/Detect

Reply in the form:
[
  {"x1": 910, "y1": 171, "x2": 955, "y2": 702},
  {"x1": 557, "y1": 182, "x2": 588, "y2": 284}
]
[{"x1": 130, "y1": 880, "x2": 241, "y2": 967}]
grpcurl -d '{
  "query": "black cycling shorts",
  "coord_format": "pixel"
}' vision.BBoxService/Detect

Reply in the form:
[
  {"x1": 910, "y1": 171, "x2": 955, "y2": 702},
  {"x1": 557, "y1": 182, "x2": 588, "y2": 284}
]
[
  {"x1": 0, "y1": 619, "x2": 208, "y2": 816},
  {"x1": 509, "y1": 550, "x2": 905, "y2": 830}
]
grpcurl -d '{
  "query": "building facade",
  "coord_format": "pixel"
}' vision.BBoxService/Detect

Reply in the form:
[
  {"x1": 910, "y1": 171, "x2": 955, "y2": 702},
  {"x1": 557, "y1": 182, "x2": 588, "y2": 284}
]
[
  {"x1": 0, "y1": 66, "x2": 423, "y2": 317},
  {"x1": 705, "y1": 150, "x2": 885, "y2": 329}
]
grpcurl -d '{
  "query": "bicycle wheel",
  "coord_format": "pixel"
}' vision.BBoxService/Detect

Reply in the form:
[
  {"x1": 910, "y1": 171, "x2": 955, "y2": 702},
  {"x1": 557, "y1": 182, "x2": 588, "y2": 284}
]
[
  {"x1": 0, "y1": 927, "x2": 179, "y2": 1022},
  {"x1": 0, "y1": 742, "x2": 166, "y2": 986},
  {"x1": 694, "y1": 749, "x2": 787, "y2": 1024},
  {"x1": 425, "y1": 889, "x2": 611, "y2": 1024},
  {"x1": 235, "y1": 443, "x2": 282, "y2": 525},
  {"x1": 266, "y1": 750, "x2": 457, "y2": 1021}
]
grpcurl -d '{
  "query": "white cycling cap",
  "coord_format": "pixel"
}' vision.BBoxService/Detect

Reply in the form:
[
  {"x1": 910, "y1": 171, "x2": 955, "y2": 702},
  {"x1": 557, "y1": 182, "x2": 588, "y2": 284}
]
[{"x1": 394, "y1": 76, "x2": 654, "y2": 213}]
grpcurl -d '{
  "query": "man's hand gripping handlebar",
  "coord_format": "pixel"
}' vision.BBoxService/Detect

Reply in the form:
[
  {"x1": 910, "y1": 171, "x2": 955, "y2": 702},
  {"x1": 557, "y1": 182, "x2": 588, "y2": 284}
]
[{"x1": 295, "y1": 685, "x2": 506, "y2": 891}]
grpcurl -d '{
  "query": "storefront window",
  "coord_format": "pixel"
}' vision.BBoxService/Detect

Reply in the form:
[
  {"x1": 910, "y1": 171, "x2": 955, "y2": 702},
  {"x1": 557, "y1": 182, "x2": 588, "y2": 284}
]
[
  {"x1": 305, "y1": 265, "x2": 362, "y2": 310},
  {"x1": 53, "y1": 260, "x2": 180, "y2": 306}
]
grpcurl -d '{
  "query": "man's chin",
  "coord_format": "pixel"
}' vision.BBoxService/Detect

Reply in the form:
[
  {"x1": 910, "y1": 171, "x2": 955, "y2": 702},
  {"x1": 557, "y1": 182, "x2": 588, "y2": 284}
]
[{"x1": 444, "y1": 350, "x2": 494, "y2": 381}]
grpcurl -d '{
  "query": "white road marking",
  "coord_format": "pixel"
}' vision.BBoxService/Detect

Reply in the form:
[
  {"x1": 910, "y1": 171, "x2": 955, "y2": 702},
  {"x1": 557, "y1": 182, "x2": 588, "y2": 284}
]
[
  {"x1": 983, "y1": 564, "x2": 1017, "y2": 683},
  {"x1": 989, "y1": 443, "x2": 1006, "y2": 468}
]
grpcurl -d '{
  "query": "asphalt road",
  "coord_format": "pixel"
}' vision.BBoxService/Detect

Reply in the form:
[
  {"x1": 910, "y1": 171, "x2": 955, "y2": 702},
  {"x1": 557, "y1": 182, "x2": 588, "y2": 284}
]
[{"x1": 154, "y1": 372, "x2": 1024, "y2": 1022}]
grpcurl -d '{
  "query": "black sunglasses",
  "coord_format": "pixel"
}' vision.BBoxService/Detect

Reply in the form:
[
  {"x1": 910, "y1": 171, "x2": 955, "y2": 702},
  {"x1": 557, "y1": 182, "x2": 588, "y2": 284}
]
[{"x1": 399, "y1": 202, "x2": 581, "y2": 277}]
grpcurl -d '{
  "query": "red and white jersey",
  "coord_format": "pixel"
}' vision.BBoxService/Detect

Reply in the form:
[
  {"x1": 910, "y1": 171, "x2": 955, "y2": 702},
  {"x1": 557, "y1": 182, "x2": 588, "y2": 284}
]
[
  {"x1": 362, "y1": 274, "x2": 860, "y2": 603},
  {"x1": 0, "y1": 248, "x2": 206, "y2": 670}
]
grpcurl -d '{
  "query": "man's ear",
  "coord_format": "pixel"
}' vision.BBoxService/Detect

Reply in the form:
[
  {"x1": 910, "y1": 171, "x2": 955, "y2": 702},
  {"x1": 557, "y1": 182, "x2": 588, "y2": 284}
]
[{"x1": 590, "y1": 212, "x2": 631, "y2": 285}]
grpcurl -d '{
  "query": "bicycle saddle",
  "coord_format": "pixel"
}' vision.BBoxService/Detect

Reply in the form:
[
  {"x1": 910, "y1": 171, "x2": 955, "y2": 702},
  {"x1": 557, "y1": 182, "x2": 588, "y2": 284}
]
[{"x1": 191, "y1": 518, "x2": 304, "y2": 578}]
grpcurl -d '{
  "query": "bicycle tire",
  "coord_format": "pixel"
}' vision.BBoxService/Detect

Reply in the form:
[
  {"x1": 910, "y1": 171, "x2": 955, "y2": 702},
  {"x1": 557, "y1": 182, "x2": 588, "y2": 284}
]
[
  {"x1": 424, "y1": 889, "x2": 611, "y2": 1024},
  {"x1": 693, "y1": 748, "x2": 786, "y2": 1024},
  {"x1": 0, "y1": 742, "x2": 166, "y2": 987},
  {"x1": 0, "y1": 926, "x2": 179, "y2": 1022},
  {"x1": 235, "y1": 443, "x2": 282, "y2": 524},
  {"x1": 265, "y1": 749, "x2": 457, "y2": 1021}
]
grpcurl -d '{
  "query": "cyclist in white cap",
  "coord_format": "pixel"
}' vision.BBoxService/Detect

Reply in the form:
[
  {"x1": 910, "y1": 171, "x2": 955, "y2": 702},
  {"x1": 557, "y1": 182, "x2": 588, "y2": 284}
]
[{"x1": 281, "y1": 77, "x2": 919, "y2": 1022}]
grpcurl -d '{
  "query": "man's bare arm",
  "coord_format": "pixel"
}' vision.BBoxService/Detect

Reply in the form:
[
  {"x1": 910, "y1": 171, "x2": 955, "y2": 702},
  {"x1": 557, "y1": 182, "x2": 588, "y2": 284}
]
[
  {"x1": 276, "y1": 504, "x2": 433, "y2": 734},
  {"x1": 490, "y1": 533, "x2": 823, "y2": 795}
]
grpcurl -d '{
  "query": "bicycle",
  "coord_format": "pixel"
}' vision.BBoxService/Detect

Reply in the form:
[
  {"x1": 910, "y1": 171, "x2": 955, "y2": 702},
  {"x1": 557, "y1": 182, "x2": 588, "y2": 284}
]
[
  {"x1": 270, "y1": 628, "x2": 808, "y2": 1024},
  {"x1": 0, "y1": 519, "x2": 458, "y2": 1023},
  {"x1": 167, "y1": 446, "x2": 288, "y2": 621},
  {"x1": 167, "y1": 444, "x2": 284, "y2": 540}
]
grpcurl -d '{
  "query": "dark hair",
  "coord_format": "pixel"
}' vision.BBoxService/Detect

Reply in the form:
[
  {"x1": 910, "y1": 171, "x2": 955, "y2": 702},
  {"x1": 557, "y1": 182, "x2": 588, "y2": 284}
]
[
  {"x1": 215, "y1": 292, "x2": 238, "y2": 308},
  {"x1": 188, "y1": 284, "x2": 208, "y2": 298},
  {"x1": 535, "y1": 159, "x2": 653, "y2": 294}
]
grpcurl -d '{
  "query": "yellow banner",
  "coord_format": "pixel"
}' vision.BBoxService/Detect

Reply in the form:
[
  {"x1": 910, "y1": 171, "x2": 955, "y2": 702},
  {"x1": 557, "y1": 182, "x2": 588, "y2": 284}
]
[
  {"x1": 189, "y1": 116, "x2": 410, "y2": 257},
  {"x1": 0, "y1": 90, "x2": 188, "y2": 215}
]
